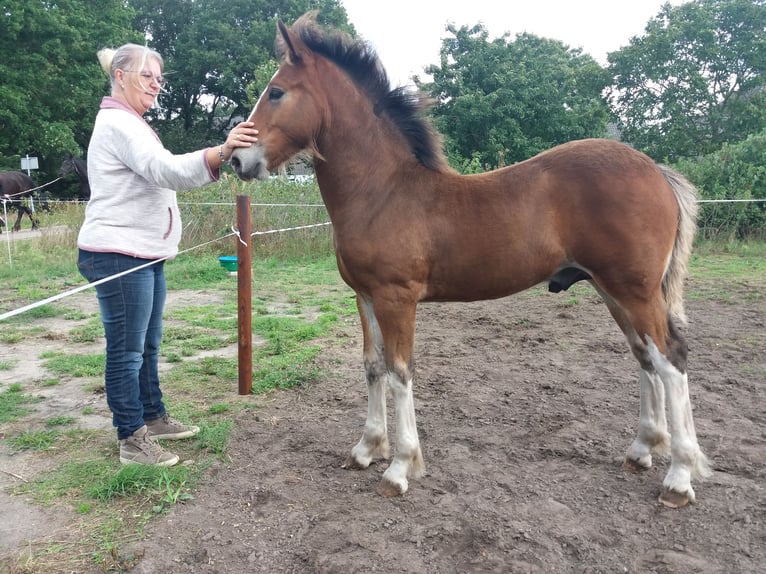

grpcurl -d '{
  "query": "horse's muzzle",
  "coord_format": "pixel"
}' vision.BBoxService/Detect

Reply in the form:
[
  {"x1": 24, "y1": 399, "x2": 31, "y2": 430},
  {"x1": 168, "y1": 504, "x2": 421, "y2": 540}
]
[{"x1": 230, "y1": 145, "x2": 270, "y2": 182}]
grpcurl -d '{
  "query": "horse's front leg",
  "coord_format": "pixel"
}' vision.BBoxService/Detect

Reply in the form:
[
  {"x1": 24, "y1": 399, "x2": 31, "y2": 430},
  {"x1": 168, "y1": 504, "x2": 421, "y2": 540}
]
[
  {"x1": 12, "y1": 208, "x2": 24, "y2": 232},
  {"x1": 343, "y1": 296, "x2": 391, "y2": 470},
  {"x1": 374, "y1": 298, "x2": 423, "y2": 497},
  {"x1": 378, "y1": 365, "x2": 424, "y2": 497}
]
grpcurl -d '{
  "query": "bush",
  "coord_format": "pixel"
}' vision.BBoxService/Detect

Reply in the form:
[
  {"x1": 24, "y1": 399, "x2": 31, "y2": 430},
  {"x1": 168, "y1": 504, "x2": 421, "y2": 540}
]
[{"x1": 674, "y1": 131, "x2": 766, "y2": 240}]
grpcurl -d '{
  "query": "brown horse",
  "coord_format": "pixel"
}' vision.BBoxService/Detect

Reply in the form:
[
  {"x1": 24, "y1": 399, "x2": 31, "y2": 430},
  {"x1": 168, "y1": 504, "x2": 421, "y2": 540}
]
[
  {"x1": 0, "y1": 171, "x2": 39, "y2": 233},
  {"x1": 231, "y1": 13, "x2": 710, "y2": 507}
]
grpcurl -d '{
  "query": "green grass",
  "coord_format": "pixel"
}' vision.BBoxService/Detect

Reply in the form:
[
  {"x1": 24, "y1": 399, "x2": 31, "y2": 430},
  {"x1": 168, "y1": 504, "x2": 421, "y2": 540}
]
[
  {"x1": 46, "y1": 415, "x2": 77, "y2": 426},
  {"x1": 7, "y1": 429, "x2": 60, "y2": 452},
  {"x1": 0, "y1": 384, "x2": 42, "y2": 423},
  {"x1": 687, "y1": 243, "x2": 766, "y2": 303},
  {"x1": 41, "y1": 351, "x2": 105, "y2": 378}
]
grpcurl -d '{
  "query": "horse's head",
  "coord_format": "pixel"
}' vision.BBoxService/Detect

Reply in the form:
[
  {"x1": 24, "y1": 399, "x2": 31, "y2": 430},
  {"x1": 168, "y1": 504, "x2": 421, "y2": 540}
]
[
  {"x1": 59, "y1": 153, "x2": 75, "y2": 178},
  {"x1": 230, "y1": 12, "x2": 448, "y2": 182},
  {"x1": 59, "y1": 153, "x2": 90, "y2": 200},
  {"x1": 230, "y1": 12, "x2": 334, "y2": 181}
]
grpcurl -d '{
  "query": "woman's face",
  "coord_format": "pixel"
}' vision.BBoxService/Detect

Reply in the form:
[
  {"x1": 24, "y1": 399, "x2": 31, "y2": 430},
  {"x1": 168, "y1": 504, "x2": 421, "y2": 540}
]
[{"x1": 115, "y1": 58, "x2": 164, "y2": 115}]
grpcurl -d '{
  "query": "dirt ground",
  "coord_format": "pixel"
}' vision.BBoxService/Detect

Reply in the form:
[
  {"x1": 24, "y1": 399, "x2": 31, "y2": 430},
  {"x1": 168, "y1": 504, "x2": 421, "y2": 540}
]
[{"x1": 1, "y1": 276, "x2": 764, "y2": 573}]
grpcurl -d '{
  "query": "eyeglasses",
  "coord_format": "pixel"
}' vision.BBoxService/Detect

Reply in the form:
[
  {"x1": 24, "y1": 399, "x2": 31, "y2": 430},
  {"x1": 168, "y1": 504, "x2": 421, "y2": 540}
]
[{"x1": 123, "y1": 70, "x2": 166, "y2": 89}]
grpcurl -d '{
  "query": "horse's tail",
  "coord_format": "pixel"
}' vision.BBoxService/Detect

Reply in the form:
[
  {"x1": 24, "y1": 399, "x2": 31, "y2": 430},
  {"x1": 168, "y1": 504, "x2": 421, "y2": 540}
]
[{"x1": 658, "y1": 165, "x2": 699, "y2": 326}]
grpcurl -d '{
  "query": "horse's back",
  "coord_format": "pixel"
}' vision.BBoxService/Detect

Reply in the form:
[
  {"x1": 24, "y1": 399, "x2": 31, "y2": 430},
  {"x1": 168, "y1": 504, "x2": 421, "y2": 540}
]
[
  {"x1": 414, "y1": 139, "x2": 681, "y2": 302},
  {"x1": 0, "y1": 171, "x2": 34, "y2": 195}
]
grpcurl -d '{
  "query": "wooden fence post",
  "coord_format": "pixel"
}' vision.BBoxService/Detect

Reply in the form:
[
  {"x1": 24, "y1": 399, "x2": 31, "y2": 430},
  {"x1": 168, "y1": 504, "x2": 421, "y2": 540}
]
[{"x1": 236, "y1": 194, "x2": 252, "y2": 395}]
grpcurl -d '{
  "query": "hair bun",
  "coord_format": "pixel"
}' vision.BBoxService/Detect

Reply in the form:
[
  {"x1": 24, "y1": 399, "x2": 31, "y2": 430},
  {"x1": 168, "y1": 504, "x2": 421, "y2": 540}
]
[{"x1": 97, "y1": 48, "x2": 116, "y2": 75}]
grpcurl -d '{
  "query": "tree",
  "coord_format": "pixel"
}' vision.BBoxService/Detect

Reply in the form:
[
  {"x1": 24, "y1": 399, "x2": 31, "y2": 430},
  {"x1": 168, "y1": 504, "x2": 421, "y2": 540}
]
[
  {"x1": 128, "y1": 0, "x2": 352, "y2": 151},
  {"x1": 608, "y1": 0, "x2": 766, "y2": 161},
  {"x1": 419, "y1": 24, "x2": 611, "y2": 171},
  {"x1": 0, "y1": 1, "x2": 138, "y2": 179}
]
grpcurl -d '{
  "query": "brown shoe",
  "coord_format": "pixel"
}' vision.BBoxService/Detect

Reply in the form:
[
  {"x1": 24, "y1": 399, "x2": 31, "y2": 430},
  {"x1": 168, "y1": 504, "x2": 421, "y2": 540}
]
[
  {"x1": 145, "y1": 414, "x2": 200, "y2": 440},
  {"x1": 119, "y1": 425, "x2": 179, "y2": 466}
]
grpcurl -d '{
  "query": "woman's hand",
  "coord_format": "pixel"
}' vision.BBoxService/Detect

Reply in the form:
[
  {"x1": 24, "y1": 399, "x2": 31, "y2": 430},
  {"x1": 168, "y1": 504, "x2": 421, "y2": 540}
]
[{"x1": 221, "y1": 122, "x2": 259, "y2": 161}]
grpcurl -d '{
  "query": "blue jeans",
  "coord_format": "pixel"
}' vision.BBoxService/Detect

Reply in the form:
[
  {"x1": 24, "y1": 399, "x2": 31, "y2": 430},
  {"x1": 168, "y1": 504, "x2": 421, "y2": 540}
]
[{"x1": 77, "y1": 249, "x2": 168, "y2": 439}]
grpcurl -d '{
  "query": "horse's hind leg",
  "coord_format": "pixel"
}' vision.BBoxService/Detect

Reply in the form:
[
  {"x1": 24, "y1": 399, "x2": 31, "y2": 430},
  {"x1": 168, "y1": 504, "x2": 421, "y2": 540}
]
[
  {"x1": 343, "y1": 295, "x2": 391, "y2": 471},
  {"x1": 644, "y1": 323, "x2": 711, "y2": 507},
  {"x1": 595, "y1": 287, "x2": 670, "y2": 471},
  {"x1": 597, "y1": 287, "x2": 709, "y2": 506},
  {"x1": 624, "y1": 368, "x2": 671, "y2": 471}
]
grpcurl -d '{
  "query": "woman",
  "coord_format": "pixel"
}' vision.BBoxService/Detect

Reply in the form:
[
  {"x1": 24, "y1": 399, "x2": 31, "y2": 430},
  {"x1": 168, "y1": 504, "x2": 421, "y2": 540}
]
[{"x1": 78, "y1": 43, "x2": 259, "y2": 466}]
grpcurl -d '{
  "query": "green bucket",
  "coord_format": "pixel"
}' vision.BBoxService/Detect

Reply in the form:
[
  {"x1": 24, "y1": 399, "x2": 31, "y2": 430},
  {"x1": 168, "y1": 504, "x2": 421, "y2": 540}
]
[{"x1": 218, "y1": 256, "x2": 238, "y2": 272}]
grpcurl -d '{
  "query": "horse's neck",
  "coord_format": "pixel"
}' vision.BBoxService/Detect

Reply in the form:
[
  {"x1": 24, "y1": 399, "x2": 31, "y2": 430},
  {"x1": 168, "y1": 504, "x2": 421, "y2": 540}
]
[
  {"x1": 315, "y1": 103, "x2": 415, "y2": 207},
  {"x1": 74, "y1": 164, "x2": 89, "y2": 189}
]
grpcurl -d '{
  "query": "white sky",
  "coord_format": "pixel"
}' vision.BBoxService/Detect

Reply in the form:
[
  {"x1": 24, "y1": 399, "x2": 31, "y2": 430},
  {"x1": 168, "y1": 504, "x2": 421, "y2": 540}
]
[{"x1": 341, "y1": 0, "x2": 684, "y2": 86}]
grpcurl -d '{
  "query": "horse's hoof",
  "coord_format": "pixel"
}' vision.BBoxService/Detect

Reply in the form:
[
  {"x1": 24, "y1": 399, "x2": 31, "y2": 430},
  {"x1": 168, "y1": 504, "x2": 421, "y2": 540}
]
[
  {"x1": 658, "y1": 488, "x2": 690, "y2": 508},
  {"x1": 622, "y1": 457, "x2": 650, "y2": 473},
  {"x1": 376, "y1": 478, "x2": 405, "y2": 498}
]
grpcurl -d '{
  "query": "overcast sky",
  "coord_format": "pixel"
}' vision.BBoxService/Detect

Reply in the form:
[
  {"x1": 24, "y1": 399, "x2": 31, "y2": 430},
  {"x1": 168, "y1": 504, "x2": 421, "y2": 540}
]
[{"x1": 340, "y1": 0, "x2": 684, "y2": 85}]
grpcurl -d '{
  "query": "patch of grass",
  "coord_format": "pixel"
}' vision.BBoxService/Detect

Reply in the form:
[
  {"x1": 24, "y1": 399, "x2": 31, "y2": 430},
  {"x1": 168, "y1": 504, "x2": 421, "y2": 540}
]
[
  {"x1": 7, "y1": 429, "x2": 60, "y2": 452},
  {"x1": 0, "y1": 358, "x2": 16, "y2": 370},
  {"x1": 162, "y1": 326, "x2": 235, "y2": 357},
  {"x1": 0, "y1": 330, "x2": 22, "y2": 344},
  {"x1": 165, "y1": 303, "x2": 238, "y2": 331},
  {"x1": 0, "y1": 384, "x2": 41, "y2": 423},
  {"x1": 208, "y1": 403, "x2": 229, "y2": 415},
  {"x1": 194, "y1": 419, "x2": 234, "y2": 456},
  {"x1": 252, "y1": 345, "x2": 321, "y2": 392},
  {"x1": 687, "y1": 250, "x2": 766, "y2": 303},
  {"x1": 162, "y1": 356, "x2": 239, "y2": 396},
  {"x1": 62, "y1": 309, "x2": 89, "y2": 320},
  {"x1": 46, "y1": 415, "x2": 78, "y2": 426},
  {"x1": 19, "y1": 304, "x2": 61, "y2": 319},
  {"x1": 41, "y1": 351, "x2": 105, "y2": 377},
  {"x1": 68, "y1": 319, "x2": 104, "y2": 343},
  {"x1": 88, "y1": 464, "x2": 194, "y2": 506}
]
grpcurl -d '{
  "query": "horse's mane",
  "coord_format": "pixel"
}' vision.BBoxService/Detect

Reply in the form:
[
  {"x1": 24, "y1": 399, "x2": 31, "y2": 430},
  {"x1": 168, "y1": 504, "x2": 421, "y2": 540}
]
[{"x1": 282, "y1": 13, "x2": 453, "y2": 173}]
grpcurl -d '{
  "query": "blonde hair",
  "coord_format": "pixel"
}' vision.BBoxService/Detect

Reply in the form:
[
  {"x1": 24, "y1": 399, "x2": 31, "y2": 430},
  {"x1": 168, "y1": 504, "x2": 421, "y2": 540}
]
[{"x1": 97, "y1": 43, "x2": 164, "y2": 89}]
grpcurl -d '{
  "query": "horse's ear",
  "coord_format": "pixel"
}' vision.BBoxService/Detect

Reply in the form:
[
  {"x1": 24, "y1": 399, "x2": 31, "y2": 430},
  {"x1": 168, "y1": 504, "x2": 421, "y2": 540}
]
[{"x1": 276, "y1": 19, "x2": 302, "y2": 65}]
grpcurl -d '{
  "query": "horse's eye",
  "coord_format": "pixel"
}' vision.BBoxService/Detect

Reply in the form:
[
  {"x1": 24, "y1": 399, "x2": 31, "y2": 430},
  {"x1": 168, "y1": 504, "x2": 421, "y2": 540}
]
[{"x1": 268, "y1": 87, "x2": 284, "y2": 101}]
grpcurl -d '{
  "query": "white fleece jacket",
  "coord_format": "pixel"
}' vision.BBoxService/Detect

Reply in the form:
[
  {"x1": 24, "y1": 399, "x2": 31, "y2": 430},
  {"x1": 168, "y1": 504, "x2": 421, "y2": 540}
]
[{"x1": 78, "y1": 97, "x2": 219, "y2": 259}]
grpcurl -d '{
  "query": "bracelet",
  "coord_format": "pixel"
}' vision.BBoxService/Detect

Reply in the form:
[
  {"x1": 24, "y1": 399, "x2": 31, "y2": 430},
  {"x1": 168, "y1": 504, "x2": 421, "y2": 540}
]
[{"x1": 217, "y1": 145, "x2": 226, "y2": 163}]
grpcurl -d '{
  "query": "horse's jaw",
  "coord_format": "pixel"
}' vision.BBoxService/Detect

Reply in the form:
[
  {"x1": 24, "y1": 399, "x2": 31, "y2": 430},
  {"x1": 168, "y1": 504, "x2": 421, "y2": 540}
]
[{"x1": 230, "y1": 144, "x2": 271, "y2": 182}]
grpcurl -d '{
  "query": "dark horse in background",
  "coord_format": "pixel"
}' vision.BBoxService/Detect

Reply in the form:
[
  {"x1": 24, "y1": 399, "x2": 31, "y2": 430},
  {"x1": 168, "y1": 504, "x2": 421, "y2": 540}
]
[
  {"x1": 59, "y1": 153, "x2": 90, "y2": 201},
  {"x1": 231, "y1": 13, "x2": 710, "y2": 508},
  {"x1": 0, "y1": 171, "x2": 42, "y2": 233}
]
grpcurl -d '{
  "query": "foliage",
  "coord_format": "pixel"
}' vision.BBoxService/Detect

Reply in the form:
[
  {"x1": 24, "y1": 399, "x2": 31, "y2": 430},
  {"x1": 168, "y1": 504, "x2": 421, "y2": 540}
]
[
  {"x1": 128, "y1": 0, "x2": 352, "y2": 151},
  {"x1": 0, "y1": 0, "x2": 139, "y2": 180},
  {"x1": 0, "y1": 1, "x2": 351, "y2": 187},
  {"x1": 674, "y1": 129, "x2": 766, "y2": 238},
  {"x1": 608, "y1": 0, "x2": 766, "y2": 161},
  {"x1": 420, "y1": 23, "x2": 611, "y2": 170}
]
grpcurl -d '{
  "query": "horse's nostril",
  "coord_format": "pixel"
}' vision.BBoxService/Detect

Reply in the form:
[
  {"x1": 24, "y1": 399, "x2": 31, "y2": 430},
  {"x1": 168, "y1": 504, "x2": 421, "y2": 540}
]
[{"x1": 229, "y1": 156, "x2": 241, "y2": 172}]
